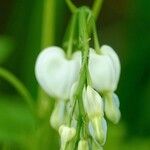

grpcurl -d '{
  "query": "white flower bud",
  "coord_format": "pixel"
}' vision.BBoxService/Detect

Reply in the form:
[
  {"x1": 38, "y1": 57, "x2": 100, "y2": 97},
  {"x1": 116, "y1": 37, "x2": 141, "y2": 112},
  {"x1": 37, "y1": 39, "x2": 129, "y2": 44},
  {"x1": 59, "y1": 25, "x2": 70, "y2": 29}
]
[
  {"x1": 104, "y1": 92, "x2": 121, "y2": 124},
  {"x1": 35, "y1": 46, "x2": 81, "y2": 100},
  {"x1": 89, "y1": 45, "x2": 120, "y2": 92},
  {"x1": 89, "y1": 117, "x2": 107, "y2": 146},
  {"x1": 78, "y1": 140, "x2": 89, "y2": 150},
  {"x1": 82, "y1": 86, "x2": 104, "y2": 119},
  {"x1": 59, "y1": 125, "x2": 76, "y2": 150},
  {"x1": 50, "y1": 100, "x2": 65, "y2": 130}
]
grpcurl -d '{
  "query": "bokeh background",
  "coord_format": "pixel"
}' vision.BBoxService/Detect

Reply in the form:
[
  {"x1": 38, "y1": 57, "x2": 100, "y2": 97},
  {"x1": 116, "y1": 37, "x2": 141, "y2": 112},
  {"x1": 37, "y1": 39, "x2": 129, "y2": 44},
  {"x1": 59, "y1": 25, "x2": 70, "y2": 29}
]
[{"x1": 0, "y1": 0, "x2": 150, "y2": 149}]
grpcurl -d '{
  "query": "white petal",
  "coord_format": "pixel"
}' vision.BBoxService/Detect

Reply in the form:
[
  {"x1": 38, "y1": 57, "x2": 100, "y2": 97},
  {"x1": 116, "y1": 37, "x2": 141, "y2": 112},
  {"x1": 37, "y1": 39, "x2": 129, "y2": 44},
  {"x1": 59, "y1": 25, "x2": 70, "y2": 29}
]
[
  {"x1": 89, "y1": 117, "x2": 107, "y2": 145},
  {"x1": 59, "y1": 125, "x2": 76, "y2": 150},
  {"x1": 83, "y1": 86, "x2": 104, "y2": 119},
  {"x1": 104, "y1": 92, "x2": 121, "y2": 124},
  {"x1": 50, "y1": 100, "x2": 65, "y2": 129},
  {"x1": 35, "y1": 46, "x2": 81, "y2": 99},
  {"x1": 101, "y1": 45, "x2": 121, "y2": 90},
  {"x1": 89, "y1": 48, "x2": 116, "y2": 92}
]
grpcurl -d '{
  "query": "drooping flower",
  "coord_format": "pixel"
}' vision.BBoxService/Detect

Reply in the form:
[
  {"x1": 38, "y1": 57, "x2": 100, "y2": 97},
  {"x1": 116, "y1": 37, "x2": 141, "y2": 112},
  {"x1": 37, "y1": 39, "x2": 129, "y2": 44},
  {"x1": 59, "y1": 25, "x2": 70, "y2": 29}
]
[
  {"x1": 82, "y1": 86, "x2": 107, "y2": 145},
  {"x1": 89, "y1": 117, "x2": 107, "y2": 146},
  {"x1": 35, "y1": 46, "x2": 81, "y2": 100},
  {"x1": 89, "y1": 45, "x2": 121, "y2": 93},
  {"x1": 82, "y1": 86, "x2": 104, "y2": 119},
  {"x1": 59, "y1": 125, "x2": 76, "y2": 150}
]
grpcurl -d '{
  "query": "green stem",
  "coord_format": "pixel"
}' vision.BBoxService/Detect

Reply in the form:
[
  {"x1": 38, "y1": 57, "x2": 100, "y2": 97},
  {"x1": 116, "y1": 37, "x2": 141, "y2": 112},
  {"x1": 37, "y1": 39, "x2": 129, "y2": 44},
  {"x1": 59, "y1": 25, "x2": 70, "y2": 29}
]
[
  {"x1": 0, "y1": 67, "x2": 35, "y2": 113},
  {"x1": 75, "y1": 8, "x2": 90, "y2": 119},
  {"x1": 92, "y1": 18, "x2": 101, "y2": 53},
  {"x1": 67, "y1": 12, "x2": 78, "y2": 59},
  {"x1": 38, "y1": 0, "x2": 56, "y2": 109},
  {"x1": 36, "y1": 0, "x2": 57, "y2": 149},
  {"x1": 41, "y1": 0, "x2": 55, "y2": 48},
  {"x1": 65, "y1": 0, "x2": 77, "y2": 13},
  {"x1": 92, "y1": 0, "x2": 104, "y2": 20}
]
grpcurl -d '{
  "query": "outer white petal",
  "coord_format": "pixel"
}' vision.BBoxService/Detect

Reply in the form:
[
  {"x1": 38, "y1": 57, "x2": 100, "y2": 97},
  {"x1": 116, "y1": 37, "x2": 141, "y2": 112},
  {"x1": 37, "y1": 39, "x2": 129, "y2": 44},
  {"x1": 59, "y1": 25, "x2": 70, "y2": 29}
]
[
  {"x1": 50, "y1": 100, "x2": 65, "y2": 129},
  {"x1": 35, "y1": 46, "x2": 81, "y2": 99},
  {"x1": 82, "y1": 86, "x2": 104, "y2": 119},
  {"x1": 89, "y1": 117, "x2": 107, "y2": 146},
  {"x1": 104, "y1": 92, "x2": 121, "y2": 124},
  {"x1": 101, "y1": 45, "x2": 121, "y2": 90},
  {"x1": 89, "y1": 48, "x2": 115, "y2": 92}
]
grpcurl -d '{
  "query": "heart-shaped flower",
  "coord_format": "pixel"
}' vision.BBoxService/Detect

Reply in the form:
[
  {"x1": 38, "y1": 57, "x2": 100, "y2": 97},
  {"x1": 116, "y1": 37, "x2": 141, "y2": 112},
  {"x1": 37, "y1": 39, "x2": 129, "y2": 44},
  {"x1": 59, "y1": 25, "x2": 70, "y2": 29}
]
[
  {"x1": 89, "y1": 45, "x2": 121, "y2": 93},
  {"x1": 35, "y1": 46, "x2": 81, "y2": 100}
]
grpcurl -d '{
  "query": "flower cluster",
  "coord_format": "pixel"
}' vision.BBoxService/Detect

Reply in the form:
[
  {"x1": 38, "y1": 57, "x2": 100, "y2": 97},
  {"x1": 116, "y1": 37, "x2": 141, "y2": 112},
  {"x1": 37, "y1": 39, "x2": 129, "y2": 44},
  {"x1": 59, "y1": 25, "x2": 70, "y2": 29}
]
[
  {"x1": 35, "y1": 45, "x2": 121, "y2": 149},
  {"x1": 35, "y1": 6, "x2": 121, "y2": 150}
]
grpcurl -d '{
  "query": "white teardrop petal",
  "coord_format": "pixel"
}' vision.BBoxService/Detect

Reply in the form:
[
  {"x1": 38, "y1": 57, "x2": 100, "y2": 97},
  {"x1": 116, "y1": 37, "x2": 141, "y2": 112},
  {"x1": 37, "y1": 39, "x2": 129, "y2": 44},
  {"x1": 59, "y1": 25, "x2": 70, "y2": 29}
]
[
  {"x1": 104, "y1": 92, "x2": 121, "y2": 124},
  {"x1": 35, "y1": 46, "x2": 81, "y2": 100},
  {"x1": 89, "y1": 48, "x2": 116, "y2": 92},
  {"x1": 83, "y1": 86, "x2": 104, "y2": 119},
  {"x1": 50, "y1": 100, "x2": 65, "y2": 129}
]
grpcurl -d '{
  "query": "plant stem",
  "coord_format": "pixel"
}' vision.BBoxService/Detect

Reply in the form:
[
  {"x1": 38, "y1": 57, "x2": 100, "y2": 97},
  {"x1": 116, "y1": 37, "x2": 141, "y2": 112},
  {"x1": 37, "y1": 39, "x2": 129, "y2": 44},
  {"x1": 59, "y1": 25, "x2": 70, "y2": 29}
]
[
  {"x1": 67, "y1": 12, "x2": 78, "y2": 59},
  {"x1": 75, "y1": 7, "x2": 89, "y2": 120},
  {"x1": 65, "y1": 0, "x2": 77, "y2": 13},
  {"x1": 41, "y1": 0, "x2": 55, "y2": 48},
  {"x1": 92, "y1": 0, "x2": 103, "y2": 20},
  {"x1": 37, "y1": 0, "x2": 56, "y2": 113},
  {"x1": 92, "y1": 18, "x2": 101, "y2": 53},
  {"x1": 0, "y1": 67, "x2": 35, "y2": 113}
]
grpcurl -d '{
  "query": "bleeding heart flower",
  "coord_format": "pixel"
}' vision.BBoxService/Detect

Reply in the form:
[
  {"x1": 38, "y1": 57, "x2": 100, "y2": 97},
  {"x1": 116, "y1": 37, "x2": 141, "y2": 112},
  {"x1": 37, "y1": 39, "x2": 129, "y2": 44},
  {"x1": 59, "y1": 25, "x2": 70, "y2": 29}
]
[
  {"x1": 35, "y1": 46, "x2": 81, "y2": 100},
  {"x1": 89, "y1": 45, "x2": 121, "y2": 93}
]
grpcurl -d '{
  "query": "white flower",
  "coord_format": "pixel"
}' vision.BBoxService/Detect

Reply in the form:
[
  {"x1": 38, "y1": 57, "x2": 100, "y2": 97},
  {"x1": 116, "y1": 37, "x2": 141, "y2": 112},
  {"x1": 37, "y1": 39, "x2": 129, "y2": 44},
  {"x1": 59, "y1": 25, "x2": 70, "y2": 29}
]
[
  {"x1": 35, "y1": 46, "x2": 81, "y2": 100},
  {"x1": 50, "y1": 100, "x2": 65, "y2": 130},
  {"x1": 59, "y1": 125, "x2": 76, "y2": 150},
  {"x1": 89, "y1": 45, "x2": 121, "y2": 92},
  {"x1": 89, "y1": 117, "x2": 107, "y2": 146},
  {"x1": 82, "y1": 86, "x2": 104, "y2": 119},
  {"x1": 82, "y1": 86, "x2": 107, "y2": 145},
  {"x1": 78, "y1": 140, "x2": 89, "y2": 150},
  {"x1": 104, "y1": 92, "x2": 121, "y2": 124}
]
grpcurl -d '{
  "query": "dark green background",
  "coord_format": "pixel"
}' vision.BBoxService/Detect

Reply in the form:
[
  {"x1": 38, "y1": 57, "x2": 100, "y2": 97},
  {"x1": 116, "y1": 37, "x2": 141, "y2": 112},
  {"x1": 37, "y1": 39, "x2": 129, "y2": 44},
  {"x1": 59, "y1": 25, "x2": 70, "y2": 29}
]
[{"x1": 0, "y1": 0, "x2": 150, "y2": 149}]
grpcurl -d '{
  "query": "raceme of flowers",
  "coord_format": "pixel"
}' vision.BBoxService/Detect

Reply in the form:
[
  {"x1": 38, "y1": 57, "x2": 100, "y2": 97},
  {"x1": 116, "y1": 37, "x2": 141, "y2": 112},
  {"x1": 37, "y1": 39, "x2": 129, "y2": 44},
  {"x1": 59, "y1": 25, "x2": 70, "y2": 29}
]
[{"x1": 35, "y1": 7, "x2": 121, "y2": 150}]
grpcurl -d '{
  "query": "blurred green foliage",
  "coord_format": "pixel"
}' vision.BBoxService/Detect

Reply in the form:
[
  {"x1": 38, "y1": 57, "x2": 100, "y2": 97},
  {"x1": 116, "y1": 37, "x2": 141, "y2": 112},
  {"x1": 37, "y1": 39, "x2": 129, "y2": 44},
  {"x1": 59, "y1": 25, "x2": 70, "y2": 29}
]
[
  {"x1": 0, "y1": 36, "x2": 14, "y2": 64},
  {"x1": 0, "y1": 0, "x2": 150, "y2": 149}
]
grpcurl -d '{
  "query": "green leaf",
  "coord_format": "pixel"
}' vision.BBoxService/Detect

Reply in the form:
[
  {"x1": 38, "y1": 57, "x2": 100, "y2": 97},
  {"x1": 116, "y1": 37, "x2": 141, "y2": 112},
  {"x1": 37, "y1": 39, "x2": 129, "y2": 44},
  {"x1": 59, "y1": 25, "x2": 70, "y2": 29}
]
[
  {"x1": 0, "y1": 36, "x2": 14, "y2": 64},
  {"x1": 0, "y1": 95, "x2": 36, "y2": 143}
]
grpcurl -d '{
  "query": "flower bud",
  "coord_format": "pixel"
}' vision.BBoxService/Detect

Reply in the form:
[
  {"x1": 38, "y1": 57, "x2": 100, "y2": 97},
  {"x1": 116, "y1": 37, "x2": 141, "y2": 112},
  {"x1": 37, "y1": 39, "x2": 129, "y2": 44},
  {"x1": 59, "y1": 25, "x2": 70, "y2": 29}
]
[
  {"x1": 59, "y1": 125, "x2": 76, "y2": 150},
  {"x1": 89, "y1": 45, "x2": 120, "y2": 92},
  {"x1": 82, "y1": 86, "x2": 104, "y2": 119},
  {"x1": 89, "y1": 117, "x2": 107, "y2": 146},
  {"x1": 78, "y1": 140, "x2": 89, "y2": 150},
  {"x1": 35, "y1": 46, "x2": 81, "y2": 100},
  {"x1": 50, "y1": 100, "x2": 65, "y2": 130},
  {"x1": 104, "y1": 92, "x2": 121, "y2": 124}
]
